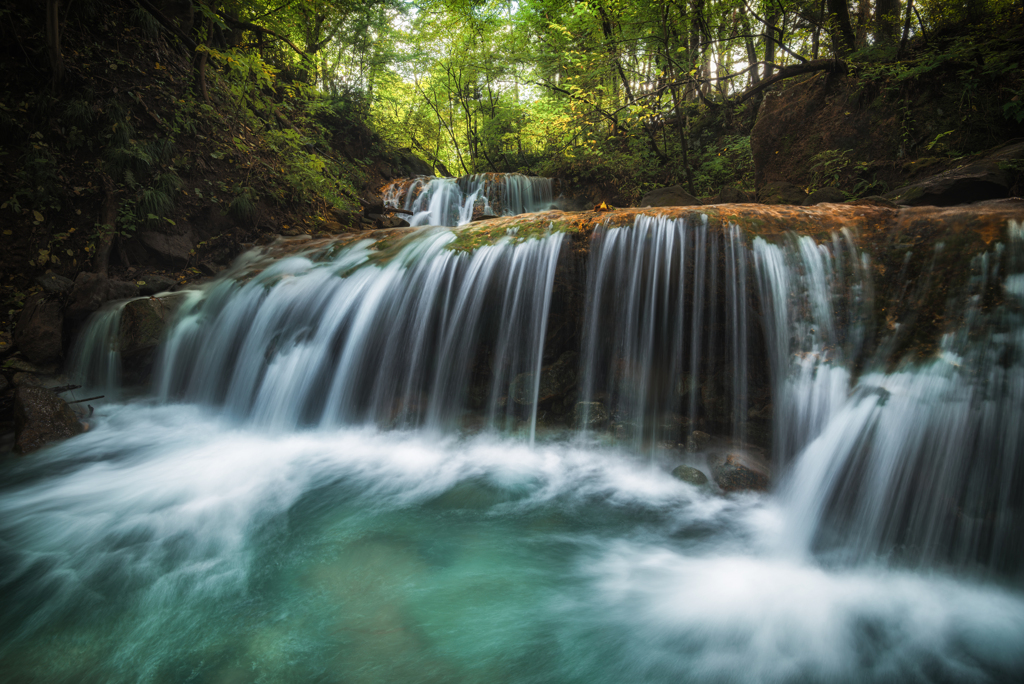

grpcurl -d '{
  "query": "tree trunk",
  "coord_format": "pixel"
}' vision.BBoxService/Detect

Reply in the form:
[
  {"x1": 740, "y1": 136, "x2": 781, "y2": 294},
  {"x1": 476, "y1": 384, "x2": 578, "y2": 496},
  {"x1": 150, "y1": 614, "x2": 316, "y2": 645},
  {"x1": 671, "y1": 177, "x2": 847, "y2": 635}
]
[
  {"x1": 764, "y1": 14, "x2": 779, "y2": 80},
  {"x1": 875, "y1": 0, "x2": 901, "y2": 44},
  {"x1": 826, "y1": 0, "x2": 857, "y2": 56},
  {"x1": 95, "y1": 177, "x2": 120, "y2": 277},
  {"x1": 46, "y1": 0, "x2": 64, "y2": 90}
]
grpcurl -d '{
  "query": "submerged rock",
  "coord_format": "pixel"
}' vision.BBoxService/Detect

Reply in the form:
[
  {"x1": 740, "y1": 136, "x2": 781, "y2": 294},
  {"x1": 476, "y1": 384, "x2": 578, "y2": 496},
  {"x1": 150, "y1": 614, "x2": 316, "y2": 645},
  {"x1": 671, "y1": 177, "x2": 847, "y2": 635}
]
[
  {"x1": 13, "y1": 385, "x2": 84, "y2": 454},
  {"x1": 14, "y1": 293, "x2": 64, "y2": 365},
  {"x1": 671, "y1": 465, "x2": 708, "y2": 486},
  {"x1": 509, "y1": 351, "x2": 578, "y2": 405},
  {"x1": 711, "y1": 450, "x2": 770, "y2": 492}
]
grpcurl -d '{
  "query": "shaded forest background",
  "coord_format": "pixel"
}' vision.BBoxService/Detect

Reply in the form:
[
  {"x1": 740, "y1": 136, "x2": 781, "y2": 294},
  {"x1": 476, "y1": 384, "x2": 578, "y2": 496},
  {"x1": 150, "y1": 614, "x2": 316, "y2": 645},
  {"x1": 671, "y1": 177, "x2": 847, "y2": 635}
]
[{"x1": 1, "y1": 0, "x2": 1022, "y2": 344}]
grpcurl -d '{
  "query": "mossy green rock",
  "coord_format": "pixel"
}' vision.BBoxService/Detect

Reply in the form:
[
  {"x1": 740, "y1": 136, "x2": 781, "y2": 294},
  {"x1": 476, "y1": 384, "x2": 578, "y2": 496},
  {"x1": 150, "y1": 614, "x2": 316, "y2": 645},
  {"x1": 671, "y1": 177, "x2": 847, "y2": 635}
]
[{"x1": 671, "y1": 465, "x2": 708, "y2": 486}]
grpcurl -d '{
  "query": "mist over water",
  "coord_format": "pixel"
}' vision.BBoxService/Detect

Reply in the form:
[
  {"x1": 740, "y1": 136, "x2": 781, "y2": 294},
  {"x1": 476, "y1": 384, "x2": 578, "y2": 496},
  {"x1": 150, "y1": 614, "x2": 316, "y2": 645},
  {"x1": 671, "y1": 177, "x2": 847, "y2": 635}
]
[{"x1": 4, "y1": 216, "x2": 1024, "y2": 682}]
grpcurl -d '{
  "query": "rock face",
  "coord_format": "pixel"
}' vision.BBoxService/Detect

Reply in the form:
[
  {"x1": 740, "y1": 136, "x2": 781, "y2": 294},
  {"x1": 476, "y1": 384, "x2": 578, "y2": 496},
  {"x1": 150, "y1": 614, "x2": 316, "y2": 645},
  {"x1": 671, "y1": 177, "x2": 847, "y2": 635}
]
[
  {"x1": 685, "y1": 430, "x2": 711, "y2": 452},
  {"x1": 118, "y1": 294, "x2": 188, "y2": 383},
  {"x1": 759, "y1": 181, "x2": 807, "y2": 205},
  {"x1": 671, "y1": 465, "x2": 708, "y2": 486},
  {"x1": 509, "y1": 351, "x2": 578, "y2": 405},
  {"x1": 14, "y1": 293, "x2": 64, "y2": 365},
  {"x1": 711, "y1": 451, "x2": 770, "y2": 492},
  {"x1": 640, "y1": 185, "x2": 702, "y2": 207},
  {"x1": 13, "y1": 386, "x2": 84, "y2": 454}
]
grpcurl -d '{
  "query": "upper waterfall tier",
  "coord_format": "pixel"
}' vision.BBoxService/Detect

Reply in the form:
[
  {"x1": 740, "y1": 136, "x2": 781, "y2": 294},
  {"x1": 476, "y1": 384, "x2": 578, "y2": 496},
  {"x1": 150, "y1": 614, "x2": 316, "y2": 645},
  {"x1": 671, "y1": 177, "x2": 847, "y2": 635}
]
[{"x1": 383, "y1": 173, "x2": 557, "y2": 227}]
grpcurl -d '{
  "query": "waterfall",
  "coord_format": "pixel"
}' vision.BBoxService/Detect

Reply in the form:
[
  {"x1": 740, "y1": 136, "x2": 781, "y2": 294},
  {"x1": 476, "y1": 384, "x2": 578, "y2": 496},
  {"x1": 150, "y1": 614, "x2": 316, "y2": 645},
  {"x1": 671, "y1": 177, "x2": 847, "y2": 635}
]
[
  {"x1": 152, "y1": 228, "x2": 564, "y2": 435},
  {"x1": 66, "y1": 302, "x2": 126, "y2": 397},
  {"x1": 576, "y1": 215, "x2": 752, "y2": 450},
  {"x1": 383, "y1": 173, "x2": 556, "y2": 227},
  {"x1": 775, "y1": 223, "x2": 1024, "y2": 573}
]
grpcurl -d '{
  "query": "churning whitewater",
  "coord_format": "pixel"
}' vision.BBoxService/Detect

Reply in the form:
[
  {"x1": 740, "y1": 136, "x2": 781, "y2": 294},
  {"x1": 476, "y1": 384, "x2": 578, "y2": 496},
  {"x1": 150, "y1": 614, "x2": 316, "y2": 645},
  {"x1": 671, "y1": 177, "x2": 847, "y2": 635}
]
[{"x1": 2, "y1": 209, "x2": 1024, "y2": 683}]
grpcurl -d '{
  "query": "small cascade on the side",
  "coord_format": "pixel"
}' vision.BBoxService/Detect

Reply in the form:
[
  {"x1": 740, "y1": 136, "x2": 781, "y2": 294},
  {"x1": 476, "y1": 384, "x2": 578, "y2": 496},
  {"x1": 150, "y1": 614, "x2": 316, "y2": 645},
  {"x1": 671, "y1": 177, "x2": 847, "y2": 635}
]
[
  {"x1": 577, "y1": 214, "x2": 753, "y2": 450},
  {"x1": 152, "y1": 229, "x2": 564, "y2": 438},
  {"x1": 383, "y1": 173, "x2": 556, "y2": 227},
  {"x1": 753, "y1": 230, "x2": 872, "y2": 466},
  {"x1": 772, "y1": 221, "x2": 1024, "y2": 574},
  {"x1": 66, "y1": 302, "x2": 127, "y2": 397}
]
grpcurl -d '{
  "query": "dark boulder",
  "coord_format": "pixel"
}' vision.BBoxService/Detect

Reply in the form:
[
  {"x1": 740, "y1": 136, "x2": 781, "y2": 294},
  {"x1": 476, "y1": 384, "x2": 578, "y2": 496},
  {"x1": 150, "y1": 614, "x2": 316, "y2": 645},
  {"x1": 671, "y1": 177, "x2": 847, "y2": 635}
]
[
  {"x1": 118, "y1": 294, "x2": 188, "y2": 383},
  {"x1": 510, "y1": 351, "x2": 578, "y2": 405},
  {"x1": 671, "y1": 465, "x2": 709, "y2": 486},
  {"x1": 35, "y1": 271, "x2": 75, "y2": 294},
  {"x1": 640, "y1": 185, "x2": 702, "y2": 207},
  {"x1": 885, "y1": 157, "x2": 1015, "y2": 206},
  {"x1": 138, "y1": 274, "x2": 178, "y2": 296},
  {"x1": 711, "y1": 450, "x2": 770, "y2": 492},
  {"x1": 759, "y1": 181, "x2": 807, "y2": 205},
  {"x1": 65, "y1": 274, "x2": 140, "y2": 324},
  {"x1": 65, "y1": 272, "x2": 111, "y2": 323},
  {"x1": 392, "y1": 149, "x2": 433, "y2": 177},
  {"x1": 14, "y1": 293, "x2": 64, "y2": 365},
  {"x1": 13, "y1": 385, "x2": 84, "y2": 454},
  {"x1": 137, "y1": 230, "x2": 196, "y2": 268},
  {"x1": 803, "y1": 187, "x2": 846, "y2": 205}
]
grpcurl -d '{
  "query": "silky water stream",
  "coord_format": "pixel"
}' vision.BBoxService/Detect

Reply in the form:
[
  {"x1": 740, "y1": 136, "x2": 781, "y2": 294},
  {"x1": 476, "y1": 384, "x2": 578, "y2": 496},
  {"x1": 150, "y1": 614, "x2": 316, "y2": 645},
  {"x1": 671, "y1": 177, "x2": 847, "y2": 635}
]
[{"x1": 2, "y1": 218, "x2": 1023, "y2": 683}]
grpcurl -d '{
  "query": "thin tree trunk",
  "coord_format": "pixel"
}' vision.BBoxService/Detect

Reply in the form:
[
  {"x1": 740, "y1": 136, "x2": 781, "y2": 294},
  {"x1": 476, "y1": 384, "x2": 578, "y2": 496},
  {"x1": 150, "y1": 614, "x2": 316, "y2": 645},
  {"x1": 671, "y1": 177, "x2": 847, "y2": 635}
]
[
  {"x1": 95, "y1": 177, "x2": 119, "y2": 277},
  {"x1": 46, "y1": 0, "x2": 64, "y2": 90}
]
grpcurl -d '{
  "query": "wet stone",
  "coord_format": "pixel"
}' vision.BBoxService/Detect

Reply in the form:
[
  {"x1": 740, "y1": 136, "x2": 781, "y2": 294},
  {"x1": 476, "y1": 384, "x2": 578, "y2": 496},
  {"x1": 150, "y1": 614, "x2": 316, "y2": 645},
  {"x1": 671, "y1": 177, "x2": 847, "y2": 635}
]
[
  {"x1": 13, "y1": 385, "x2": 84, "y2": 454},
  {"x1": 671, "y1": 465, "x2": 709, "y2": 486},
  {"x1": 711, "y1": 451, "x2": 771, "y2": 492}
]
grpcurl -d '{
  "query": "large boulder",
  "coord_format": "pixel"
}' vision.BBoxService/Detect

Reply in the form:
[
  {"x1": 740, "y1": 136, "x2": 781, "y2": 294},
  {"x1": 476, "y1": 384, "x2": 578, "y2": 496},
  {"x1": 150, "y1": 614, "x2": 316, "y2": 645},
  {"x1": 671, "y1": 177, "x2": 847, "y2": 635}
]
[
  {"x1": 137, "y1": 274, "x2": 178, "y2": 296},
  {"x1": 14, "y1": 293, "x2": 64, "y2": 365},
  {"x1": 509, "y1": 351, "x2": 578, "y2": 405},
  {"x1": 118, "y1": 294, "x2": 188, "y2": 383},
  {"x1": 884, "y1": 142, "x2": 1022, "y2": 206},
  {"x1": 65, "y1": 273, "x2": 140, "y2": 323},
  {"x1": 391, "y1": 149, "x2": 433, "y2": 177},
  {"x1": 639, "y1": 185, "x2": 702, "y2": 207},
  {"x1": 137, "y1": 230, "x2": 196, "y2": 268},
  {"x1": 672, "y1": 465, "x2": 709, "y2": 486},
  {"x1": 34, "y1": 271, "x2": 74, "y2": 294},
  {"x1": 13, "y1": 385, "x2": 84, "y2": 454},
  {"x1": 711, "y1": 450, "x2": 771, "y2": 492}
]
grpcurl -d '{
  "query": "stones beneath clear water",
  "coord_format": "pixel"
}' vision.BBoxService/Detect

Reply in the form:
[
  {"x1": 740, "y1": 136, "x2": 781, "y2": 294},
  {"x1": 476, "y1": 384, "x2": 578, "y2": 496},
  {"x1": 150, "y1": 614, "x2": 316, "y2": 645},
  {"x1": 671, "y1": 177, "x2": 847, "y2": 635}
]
[
  {"x1": 13, "y1": 385, "x2": 84, "y2": 454},
  {"x1": 711, "y1": 450, "x2": 771, "y2": 492},
  {"x1": 509, "y1": 351, "x2": 578, "y2": 405},
  {"x1": 671, "y1": 465, "x2": 709, "y2": 486},
  {"x1": 574, "y1": 401, "x2": 608, "y2": 428},
  {"x1": 14, "y1": 293, "x2": 64, "y2": 365}
]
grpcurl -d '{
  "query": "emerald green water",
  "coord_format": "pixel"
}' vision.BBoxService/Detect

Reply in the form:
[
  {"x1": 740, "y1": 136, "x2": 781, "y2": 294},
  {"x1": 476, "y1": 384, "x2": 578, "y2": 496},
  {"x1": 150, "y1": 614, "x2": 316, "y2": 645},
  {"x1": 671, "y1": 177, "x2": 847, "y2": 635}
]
[{"x1": 2, "y1": 403, "x2": 1023, "y2": 684}]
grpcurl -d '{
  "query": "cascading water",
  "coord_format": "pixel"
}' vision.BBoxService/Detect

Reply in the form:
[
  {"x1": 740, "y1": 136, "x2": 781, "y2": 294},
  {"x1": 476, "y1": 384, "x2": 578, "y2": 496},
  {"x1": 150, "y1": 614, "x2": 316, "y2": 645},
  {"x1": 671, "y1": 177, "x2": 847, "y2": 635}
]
[
  {"x1": 3, "y1": 214, "x2": 1024, "y2": 683},
  {"x1": 383, "y1": 173, "x2": 556, "y2": 227}
]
